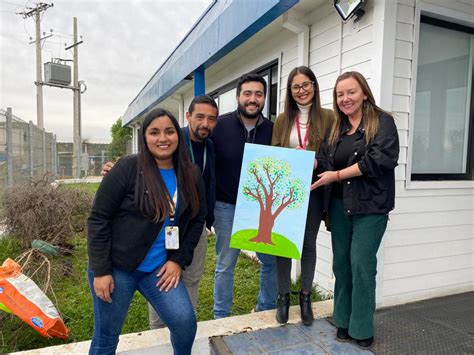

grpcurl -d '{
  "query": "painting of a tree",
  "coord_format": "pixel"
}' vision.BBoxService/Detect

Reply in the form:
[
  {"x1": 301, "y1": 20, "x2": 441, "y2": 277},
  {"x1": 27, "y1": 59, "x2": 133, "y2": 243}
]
[{"x1": 242, "y1": 156, "x2": 305, "y2": 245}]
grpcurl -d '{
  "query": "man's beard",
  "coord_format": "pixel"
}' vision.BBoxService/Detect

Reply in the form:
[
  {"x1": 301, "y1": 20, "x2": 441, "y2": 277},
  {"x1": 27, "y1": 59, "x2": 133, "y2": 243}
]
[
  {"x1": 237, "y1": 102, "x2": 263, "y2": 119},
  {"x1": 191, "y1": 126, "x2": 209, "y2": 141}
]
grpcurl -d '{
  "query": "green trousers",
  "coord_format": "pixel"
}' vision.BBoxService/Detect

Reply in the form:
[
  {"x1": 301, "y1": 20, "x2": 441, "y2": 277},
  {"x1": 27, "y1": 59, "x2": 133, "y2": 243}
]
[{"x1": 329, "y1": 198, "x2": 388, "y2": 340}]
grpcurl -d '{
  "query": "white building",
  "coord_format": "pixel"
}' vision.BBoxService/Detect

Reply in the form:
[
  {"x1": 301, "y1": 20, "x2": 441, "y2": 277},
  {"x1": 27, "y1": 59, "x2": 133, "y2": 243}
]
[{"x1": 123, "y1": 0, "x2": 474, "y2": 308}]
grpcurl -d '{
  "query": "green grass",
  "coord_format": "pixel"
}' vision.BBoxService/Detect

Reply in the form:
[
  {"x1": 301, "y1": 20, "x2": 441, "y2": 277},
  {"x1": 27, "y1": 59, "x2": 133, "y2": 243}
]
[
  {"x1": 196, "y1": 233, "x2": 261, "y2": 320},
  {"x1": 231, "y1": 229, "x2": 301, "y2": 259},
  {"x1": 59, "y1": 182, "x2": 100, "y2": 195},
  {"x1": 0, "y1": 182, "x2": 328, "y2": 352},
  {"x1": 0, "y1": 233, "x2": 262, "y2": 353},
  {"x1": 0, "y1": 235, "x2": 159, "y2": 352}
]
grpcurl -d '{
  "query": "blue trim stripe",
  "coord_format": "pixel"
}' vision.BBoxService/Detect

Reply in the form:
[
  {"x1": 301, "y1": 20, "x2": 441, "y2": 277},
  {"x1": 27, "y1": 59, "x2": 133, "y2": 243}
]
[{"x1": 123, "y1": 0, "x2": 299, "y2": 125}]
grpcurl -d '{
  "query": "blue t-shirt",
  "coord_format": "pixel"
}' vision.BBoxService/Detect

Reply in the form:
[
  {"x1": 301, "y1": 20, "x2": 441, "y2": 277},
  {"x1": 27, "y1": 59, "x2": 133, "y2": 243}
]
[{"x1": 137, "y1": 168, "x2": 177, "y2": 272}]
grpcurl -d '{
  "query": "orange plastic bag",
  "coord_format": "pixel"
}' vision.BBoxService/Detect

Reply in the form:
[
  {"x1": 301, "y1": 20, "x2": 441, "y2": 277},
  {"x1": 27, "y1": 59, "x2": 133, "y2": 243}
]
[{"x1": 0, "y1": 258, "x2": 69, "y2": 339}]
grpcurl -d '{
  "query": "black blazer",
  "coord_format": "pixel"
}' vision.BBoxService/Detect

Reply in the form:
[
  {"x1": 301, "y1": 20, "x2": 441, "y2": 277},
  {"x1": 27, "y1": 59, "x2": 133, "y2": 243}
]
[
  {"x1": 318, "y1": 112, "x2": 399, "y2": 215},
  {"x1": 87, "y1": 154, "x2": 207, "y2": 277}
]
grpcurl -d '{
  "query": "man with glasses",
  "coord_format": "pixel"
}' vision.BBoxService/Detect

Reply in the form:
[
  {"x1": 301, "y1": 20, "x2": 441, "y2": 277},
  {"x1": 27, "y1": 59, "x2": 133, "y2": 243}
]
[{"x1": 211, "y1": 73, "x2": 277, "y2": 319}]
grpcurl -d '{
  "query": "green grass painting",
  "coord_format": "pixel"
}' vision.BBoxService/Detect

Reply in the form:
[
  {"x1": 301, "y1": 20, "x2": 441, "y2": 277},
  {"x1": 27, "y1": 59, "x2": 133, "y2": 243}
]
[{"x1": 230, "y1": 229, "x2": 301, "y2": 259}]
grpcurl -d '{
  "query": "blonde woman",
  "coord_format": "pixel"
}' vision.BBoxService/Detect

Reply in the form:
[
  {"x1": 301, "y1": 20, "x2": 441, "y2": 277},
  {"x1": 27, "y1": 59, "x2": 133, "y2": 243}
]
[{"x1": 313, "y1": 71, "x2": 399, "y2": 349}]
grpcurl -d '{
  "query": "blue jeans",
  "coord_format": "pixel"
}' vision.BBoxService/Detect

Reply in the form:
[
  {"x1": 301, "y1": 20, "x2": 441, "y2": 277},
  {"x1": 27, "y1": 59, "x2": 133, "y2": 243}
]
[
  {"x1": 213, "y1": 201, "x2": 277, "y2": 319},
  {"x1": 88, "y1": 267, "x2": 196, "y2": 355}
]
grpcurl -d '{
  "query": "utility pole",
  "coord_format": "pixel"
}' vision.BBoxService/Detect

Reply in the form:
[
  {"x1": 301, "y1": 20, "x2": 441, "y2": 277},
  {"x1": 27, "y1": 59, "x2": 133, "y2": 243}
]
[
  {"x1": 18, "y1": 3, "x2": 53, "y2": 130},
  {"x1": 41, "y1": 18, "x2": 84, "y2": 179},
  {"x1": 72, "y1": 17, "x2": 81, "y2": 178},
  {"x1": 20, "y1": 5, "x2": 84, "y2": 179}
]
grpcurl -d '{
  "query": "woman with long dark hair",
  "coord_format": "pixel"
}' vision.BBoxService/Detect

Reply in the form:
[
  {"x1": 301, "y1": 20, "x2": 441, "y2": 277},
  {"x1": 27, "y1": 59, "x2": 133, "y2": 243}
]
[
  {"x1": 313, "y1": 71, "x2": 399, "y2": 349},
  {"x1": 272, "y1": 66, "x2": 333, "y2": 325},
  {"x1": 87, "y1": 108, "x2": 206, "y2": 355}
]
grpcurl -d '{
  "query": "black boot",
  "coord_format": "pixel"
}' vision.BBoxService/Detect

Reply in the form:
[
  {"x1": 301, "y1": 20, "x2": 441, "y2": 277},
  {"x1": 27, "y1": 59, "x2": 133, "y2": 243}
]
[
  {"x1": 356, "y1": 337, "x2": 374, "y2": 349},
  {"x1": 276, "y1": 293, "x2": 290, "y2": 324},
  {"x1": 299, "y1": 291, "x2": 313, "y2": 326},
  {"x1": 336, "y1": 327, "x2": 351, "y2": 342}
]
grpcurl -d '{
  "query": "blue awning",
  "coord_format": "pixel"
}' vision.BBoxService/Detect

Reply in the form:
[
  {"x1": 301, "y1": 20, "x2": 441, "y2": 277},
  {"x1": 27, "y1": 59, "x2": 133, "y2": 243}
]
[{"x1": 123, "y1": 0, "x2": 299, "y2": 125}]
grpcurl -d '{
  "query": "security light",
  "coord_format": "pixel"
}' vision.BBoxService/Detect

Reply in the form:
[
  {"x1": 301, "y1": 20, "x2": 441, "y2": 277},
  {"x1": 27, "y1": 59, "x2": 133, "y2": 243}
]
[{"x1": 334, "y1": 0, "x2": 366, "y2": 23}]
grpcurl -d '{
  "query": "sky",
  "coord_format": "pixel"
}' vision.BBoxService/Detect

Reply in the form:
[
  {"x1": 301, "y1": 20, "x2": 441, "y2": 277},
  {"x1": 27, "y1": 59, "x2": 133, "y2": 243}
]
[{"x1": 0, "y1": 0, "x2": 211, "y2": 143}]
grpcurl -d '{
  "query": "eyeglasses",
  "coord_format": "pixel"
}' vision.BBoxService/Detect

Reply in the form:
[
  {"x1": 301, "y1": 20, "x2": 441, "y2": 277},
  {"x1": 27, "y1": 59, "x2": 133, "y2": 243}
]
[{"x1": 291, "y1": 81, "x2": 314, "y2": 93}]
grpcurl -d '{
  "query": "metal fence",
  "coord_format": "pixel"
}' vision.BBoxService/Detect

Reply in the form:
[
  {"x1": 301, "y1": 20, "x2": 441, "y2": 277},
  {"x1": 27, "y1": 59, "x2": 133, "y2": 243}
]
[
  {"x1": 57, "y1": 143, "x2": 110, "y2": 178},
  {"x1": 0, "y1": 108, "x2": 57, "y2": 189}
]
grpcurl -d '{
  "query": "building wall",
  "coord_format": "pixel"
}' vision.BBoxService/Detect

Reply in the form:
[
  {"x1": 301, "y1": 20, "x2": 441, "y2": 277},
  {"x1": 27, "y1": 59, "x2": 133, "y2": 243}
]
[
  {"x1": 299, "y1": 0, "x2": 383, "y2": 295},
  {"x1": 206, "y1": 23, "x2": 298, "y2": 101},
  {"x1": 380, "y1": 0, "x2": 474, "y2": 306},
  {"x1": 298, "y1": 0, "x2": 474, "y2": 306}
]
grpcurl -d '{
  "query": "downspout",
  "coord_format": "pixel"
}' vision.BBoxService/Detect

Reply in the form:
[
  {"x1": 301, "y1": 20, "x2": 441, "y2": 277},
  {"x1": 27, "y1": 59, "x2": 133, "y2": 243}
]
[
  {"x1": 282, "y1": 13, "x2": 310, "y2": 66},
  {"x1": 282, "y1": 13, "x2": 309, "y2": 282},
  {"x1": 172, "y1": 94, "x2": 185, "y2": 127}
]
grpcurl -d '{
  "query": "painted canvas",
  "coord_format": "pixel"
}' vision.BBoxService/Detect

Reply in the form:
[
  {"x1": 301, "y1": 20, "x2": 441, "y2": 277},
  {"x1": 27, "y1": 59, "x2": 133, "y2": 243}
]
[{"x1": 230, "y1": 143, "x2": 315, "y2": 259}]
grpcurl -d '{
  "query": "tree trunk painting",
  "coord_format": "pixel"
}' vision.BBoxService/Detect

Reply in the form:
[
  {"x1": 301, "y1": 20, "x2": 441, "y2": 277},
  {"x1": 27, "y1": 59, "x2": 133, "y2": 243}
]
[
  {"x1": 252, "y1": 204, "x2": 275, "y2": 244},
  {"x1": 242, "y1": 157, "x2": 304, "y2": 245}
]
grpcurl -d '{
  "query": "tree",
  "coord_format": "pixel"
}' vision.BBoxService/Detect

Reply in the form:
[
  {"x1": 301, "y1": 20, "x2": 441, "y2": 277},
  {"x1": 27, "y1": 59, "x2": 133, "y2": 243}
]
[
  {"x1": 242, "y1": 156, "x2": 305, "y2": 245},
  {"x1": 108, "y1": 117, "x2": 132, "y2": 160}
]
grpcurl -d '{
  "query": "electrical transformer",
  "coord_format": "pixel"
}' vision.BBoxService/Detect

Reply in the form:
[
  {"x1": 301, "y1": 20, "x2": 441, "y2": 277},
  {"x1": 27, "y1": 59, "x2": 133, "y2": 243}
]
[{"x1": 44, "y1": 62, "x2": 72, "y2": 85}]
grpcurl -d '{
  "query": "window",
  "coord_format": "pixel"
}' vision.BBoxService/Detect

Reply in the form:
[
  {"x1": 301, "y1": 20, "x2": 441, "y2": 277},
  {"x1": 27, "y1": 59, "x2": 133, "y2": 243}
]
[
  {"x1": 210, "y1": 62, "x2": 278, "y2": 121},
  {"x1": 216, "y1": 87, "x2": 237, "y2": 115},
  {"x1": 411, "y1": 16, "x2": 473, "y2": 180}
]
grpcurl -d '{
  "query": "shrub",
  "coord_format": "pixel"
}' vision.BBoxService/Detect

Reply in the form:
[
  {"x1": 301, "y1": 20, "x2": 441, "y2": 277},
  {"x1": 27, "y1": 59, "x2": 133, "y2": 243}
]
[{"x1": 2, "y1": 178, "x2": 93, "y2": 249}]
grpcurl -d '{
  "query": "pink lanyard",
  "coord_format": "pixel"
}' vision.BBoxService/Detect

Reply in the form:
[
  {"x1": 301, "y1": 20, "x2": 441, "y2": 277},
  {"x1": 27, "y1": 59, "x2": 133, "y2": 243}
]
[{"x1": 295, "y1": 113, "x2": 309, "y2": 149}]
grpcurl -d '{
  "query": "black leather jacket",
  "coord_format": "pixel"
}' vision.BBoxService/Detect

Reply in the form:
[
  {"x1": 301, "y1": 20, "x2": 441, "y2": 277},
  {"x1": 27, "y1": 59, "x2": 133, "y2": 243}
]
[{"x1": 318, "y1": 112, "x2": 399, "y2": 215}]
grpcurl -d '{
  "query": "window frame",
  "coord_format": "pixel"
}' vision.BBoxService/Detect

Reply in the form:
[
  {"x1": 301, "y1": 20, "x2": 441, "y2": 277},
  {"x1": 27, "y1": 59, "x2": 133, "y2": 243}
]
[{"x1": 410, "y1": 15, "x2": 474, "y2": 182}]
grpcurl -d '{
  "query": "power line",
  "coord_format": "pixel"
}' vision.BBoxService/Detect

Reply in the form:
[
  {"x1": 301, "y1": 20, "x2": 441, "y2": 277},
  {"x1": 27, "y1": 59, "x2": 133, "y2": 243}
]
[{"x1": 17, "y1": 2, "x2": 53, "y2": 19}]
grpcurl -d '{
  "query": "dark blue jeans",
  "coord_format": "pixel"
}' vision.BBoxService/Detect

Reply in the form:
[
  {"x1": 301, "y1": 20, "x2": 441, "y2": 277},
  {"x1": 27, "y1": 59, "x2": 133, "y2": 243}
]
[{"x1": 88, "y1": 267, "x2": 196, "y2": 355}]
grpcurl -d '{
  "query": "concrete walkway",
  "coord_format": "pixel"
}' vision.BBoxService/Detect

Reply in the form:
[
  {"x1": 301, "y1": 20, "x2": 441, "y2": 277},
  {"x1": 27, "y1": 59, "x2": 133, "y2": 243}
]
[
  {"x1": 11, "y1": 292, "x2": 474, "y2": 354},
  {"x1": 12, "y1": 300, "x2": 334, "y2": 355},
  {"x1": 211, "y1": 291, "x2": 474, "y2": 354}
]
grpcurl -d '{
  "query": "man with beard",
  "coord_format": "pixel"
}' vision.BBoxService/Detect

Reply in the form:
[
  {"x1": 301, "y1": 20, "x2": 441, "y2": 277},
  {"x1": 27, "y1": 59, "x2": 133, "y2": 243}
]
[{"x1": 211, "y1": 73, "x2": 276, "y2": 319}]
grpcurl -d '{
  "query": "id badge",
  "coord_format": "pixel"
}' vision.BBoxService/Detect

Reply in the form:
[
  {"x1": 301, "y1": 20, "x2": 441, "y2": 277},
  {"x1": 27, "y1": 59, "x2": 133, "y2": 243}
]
[{"x1": 165, "y1": 226, "x2": 179, "y2": 250}]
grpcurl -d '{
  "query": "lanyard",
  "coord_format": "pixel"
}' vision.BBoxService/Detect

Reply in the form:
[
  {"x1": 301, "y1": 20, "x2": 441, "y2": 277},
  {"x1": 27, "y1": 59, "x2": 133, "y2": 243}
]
[
  {"x1": 168, "y1": 183, "x2": 178, "y2": 225},
  {"x1": 295, "y1": 113, "x2": 309, "y2": 149},
  {"x1": 186, "y1": 129, "x2": 207, "y2": 175}
]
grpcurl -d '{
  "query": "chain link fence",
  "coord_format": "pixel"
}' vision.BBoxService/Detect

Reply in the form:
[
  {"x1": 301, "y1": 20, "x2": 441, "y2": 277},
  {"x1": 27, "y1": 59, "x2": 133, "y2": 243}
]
[
  {"x1": 57, "y1": 142, "x2": 109, "y2": 178},
  {"x1": 0, "y1": 108, "x2": 111, "y2": 193},
  {"x1": 0, "y1": 108, "x2": 57, "y2": 190}
]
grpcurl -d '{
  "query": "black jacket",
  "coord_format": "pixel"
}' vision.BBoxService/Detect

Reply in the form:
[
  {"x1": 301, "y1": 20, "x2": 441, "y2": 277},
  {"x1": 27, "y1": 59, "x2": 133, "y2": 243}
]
[
  {"x1": 87, "y1": 155, "x2": 207, "y2": 277},
  {"x1": 319, "y1": 112, "x2": 399, "y2": 215},
  {"x1": 211, "y1": 110, "x2": 273, "y2": 204},
  {"x1": 182, "y1": 127, "x2": 215, "y2": 228}
]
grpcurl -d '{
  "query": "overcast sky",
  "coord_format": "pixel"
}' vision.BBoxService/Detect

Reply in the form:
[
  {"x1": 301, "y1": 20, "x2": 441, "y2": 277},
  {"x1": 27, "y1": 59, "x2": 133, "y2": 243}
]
[{"x1": 0, "y1": 0, "x2": 211, "y2": 142}]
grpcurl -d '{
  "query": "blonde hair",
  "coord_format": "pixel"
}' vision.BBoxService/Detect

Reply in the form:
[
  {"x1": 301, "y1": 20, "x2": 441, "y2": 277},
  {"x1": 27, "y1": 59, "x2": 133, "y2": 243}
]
[{"x1": 329, "y1": 71, "x2": 391, "y2": 146}]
